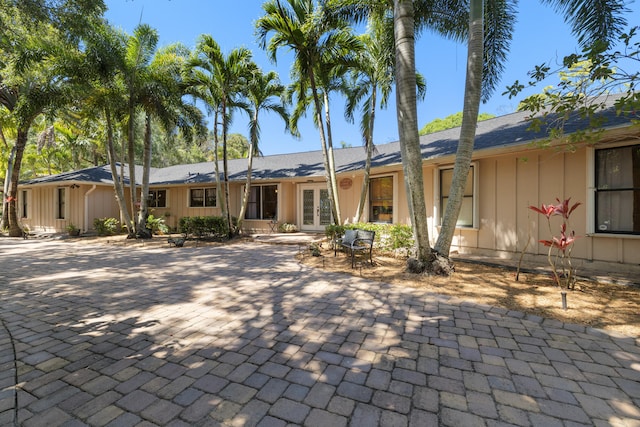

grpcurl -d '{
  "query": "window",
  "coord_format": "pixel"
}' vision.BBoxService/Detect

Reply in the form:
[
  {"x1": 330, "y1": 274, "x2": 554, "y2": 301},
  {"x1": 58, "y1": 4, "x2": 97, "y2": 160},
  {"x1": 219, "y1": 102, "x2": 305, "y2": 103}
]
[
  {"x1": 370, "y1": 176, "x2": 393, "y2": 223},
  {"x1": 189, "y1": 187, "x2": 216, "y2": 207},
  {"x1": 148, "y1": 189, "x2": 167, "y2": 208},
  {"x1": 57, "y1": 188, "x2": 66, "y2": 219},
  {"x1": 439, "y1": 165, "x2": 476, "y2": 228},
  {"x1": 595, "y1": 144, "x2": 640, "y2": 234},
  {"x1": 21, "y1": 190, "x2": 28, "y2": 219},
  {"x1": 246, "y1": 185, "x2": 277, "y2": 220}
]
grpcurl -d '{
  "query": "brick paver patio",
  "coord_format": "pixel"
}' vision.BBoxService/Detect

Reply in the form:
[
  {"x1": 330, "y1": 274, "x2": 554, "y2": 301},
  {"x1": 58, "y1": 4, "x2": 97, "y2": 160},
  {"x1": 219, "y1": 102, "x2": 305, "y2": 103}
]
[{"x1": 0, "y1": 238, "x2": 639, "y2": 426}]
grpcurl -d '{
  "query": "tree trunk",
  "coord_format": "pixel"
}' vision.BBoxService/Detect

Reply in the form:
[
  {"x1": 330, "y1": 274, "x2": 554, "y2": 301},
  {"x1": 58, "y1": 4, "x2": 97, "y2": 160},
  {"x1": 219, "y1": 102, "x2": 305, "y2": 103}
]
[
  {"x1": 135, "y1": 113, "x2": 152, "y2": 238},
  {"x1": 237, "y1": 111, "x2": 257, "y2": 233},
  {"x1": 7, "y1": 128, "x2": 29, "y2": 237},
  {"x1": 308, "y1": 71, "x2": 341, "y2": 225},
  {"x1": 434, "y1": 0, "x2": 484, "y2": 258},
  {"x1": 323, "y1": 90, "x2": 342, "y2": 225},
  {"x1": 393, "y1": 0, "x2": 432, "y2": 264},
  {"x1": 222, "y1": 100, "x2": 233, "y2": 237},
  {"x1": 105, "y1": 109, "x2": 134, "y2": 235},
  {"x1": 355, "y1": 89, "x2": 376, "y2": 223},
  {"x1": 1, "y1": 142, "x2": 16, "y2": 230},
  {"x1": 127, "y1": 102, "x2": 138, "y2": 236},
  {"x1": 212, "y1": 111, "x2": 225, "y2": 218}
]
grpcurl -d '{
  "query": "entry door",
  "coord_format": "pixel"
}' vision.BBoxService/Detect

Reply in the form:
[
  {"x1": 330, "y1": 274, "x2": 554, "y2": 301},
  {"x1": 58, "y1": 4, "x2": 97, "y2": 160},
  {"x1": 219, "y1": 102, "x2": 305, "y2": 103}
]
[{"x1": 300, "y1": 183, "x2": 332, "y2": 231}]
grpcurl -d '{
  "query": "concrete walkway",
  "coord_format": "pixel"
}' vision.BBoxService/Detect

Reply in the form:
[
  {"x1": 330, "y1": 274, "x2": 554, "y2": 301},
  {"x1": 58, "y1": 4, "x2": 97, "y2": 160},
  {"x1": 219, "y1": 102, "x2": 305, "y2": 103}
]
[{"x1": 0, "y1": 239, "x2": 638, "y2": 427}]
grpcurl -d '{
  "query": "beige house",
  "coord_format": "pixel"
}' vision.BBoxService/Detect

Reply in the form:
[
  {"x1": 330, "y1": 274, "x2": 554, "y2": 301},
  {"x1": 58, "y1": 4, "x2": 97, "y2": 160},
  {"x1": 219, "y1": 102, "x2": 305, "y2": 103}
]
[{"x1": 18, "y1": 98, "x2": 640, "y2": 274}]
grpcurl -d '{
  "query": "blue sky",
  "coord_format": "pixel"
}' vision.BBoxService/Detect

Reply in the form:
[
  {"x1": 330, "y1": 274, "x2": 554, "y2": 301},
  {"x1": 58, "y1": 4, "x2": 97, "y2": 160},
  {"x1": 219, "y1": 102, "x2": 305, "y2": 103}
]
[{"x1": 104, "y1": 0, "x2": 639, "y2": 155}]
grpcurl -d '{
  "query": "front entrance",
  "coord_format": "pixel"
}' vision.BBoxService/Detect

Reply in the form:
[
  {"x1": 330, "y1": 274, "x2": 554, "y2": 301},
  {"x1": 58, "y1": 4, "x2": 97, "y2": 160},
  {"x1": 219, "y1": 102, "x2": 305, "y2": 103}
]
[{"x1": 299, "y1": 183, "x2": 332, "y2": 231}]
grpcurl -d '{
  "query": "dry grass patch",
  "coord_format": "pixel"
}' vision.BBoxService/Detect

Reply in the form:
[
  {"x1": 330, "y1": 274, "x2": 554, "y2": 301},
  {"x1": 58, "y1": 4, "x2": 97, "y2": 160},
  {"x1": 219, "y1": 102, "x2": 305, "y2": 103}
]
[{"x1": 299, "y1": 246, "x2": 640, "y2": 338}]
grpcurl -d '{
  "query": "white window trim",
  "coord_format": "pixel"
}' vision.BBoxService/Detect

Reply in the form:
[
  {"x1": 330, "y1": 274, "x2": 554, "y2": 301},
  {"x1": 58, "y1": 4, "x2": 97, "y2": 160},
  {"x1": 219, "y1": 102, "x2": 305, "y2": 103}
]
[
  {"x1": 368, "y1": 173, "x2": 397, "y2": 224},
  {"x1": 586, "y1": 143, "x2": 640, "y2": 238},
  {"x1": 434, "y1": 162, "x2": 479, "y2": 230},
  {"x1": 188, "y1": 186, "x2": 217, "y2": 208}
]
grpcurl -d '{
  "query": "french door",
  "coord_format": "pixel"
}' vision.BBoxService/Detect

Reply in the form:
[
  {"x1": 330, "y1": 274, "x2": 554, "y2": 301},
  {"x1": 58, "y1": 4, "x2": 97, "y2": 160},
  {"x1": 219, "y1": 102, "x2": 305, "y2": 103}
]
[{"x1": 299, "y1": 183, "x2": 332, "y2": 231}]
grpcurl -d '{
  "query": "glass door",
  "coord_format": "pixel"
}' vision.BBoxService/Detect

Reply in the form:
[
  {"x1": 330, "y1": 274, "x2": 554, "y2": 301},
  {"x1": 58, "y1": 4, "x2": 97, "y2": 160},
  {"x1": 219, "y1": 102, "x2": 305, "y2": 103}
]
[{"x1": 300, "y1": 184, "x2": 332, "y2": 231}]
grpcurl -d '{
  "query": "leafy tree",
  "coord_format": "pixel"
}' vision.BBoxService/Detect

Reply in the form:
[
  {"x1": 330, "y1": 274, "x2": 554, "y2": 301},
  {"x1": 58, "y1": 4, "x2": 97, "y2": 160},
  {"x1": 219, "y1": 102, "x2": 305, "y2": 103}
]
[
  {"x1": 0, "y1": 0, "x2": 105, "y2": 236},
  {"x1": 420, "y1": 111, "x2": 494, "y2": 135},
  {"x1": 504, "y1": 26, "x2": 639, "y2": 149},
  {"x1": 256, "y1": 0, "x2": 362, "y2": 226}
]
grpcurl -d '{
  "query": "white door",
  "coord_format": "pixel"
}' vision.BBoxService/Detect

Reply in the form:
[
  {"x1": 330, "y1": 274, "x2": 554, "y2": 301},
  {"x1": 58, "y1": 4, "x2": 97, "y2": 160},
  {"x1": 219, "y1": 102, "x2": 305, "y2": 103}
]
[{"x1": 299, "y1": 183, "x2": 332, "y2": 231}]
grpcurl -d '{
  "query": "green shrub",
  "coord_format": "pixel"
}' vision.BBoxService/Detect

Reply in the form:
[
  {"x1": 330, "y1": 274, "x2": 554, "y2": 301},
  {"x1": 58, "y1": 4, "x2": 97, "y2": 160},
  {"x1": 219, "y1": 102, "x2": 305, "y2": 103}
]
[
  {"x1": 146, "y1": 214, "x2": 169, "y2": 235},
  {"x1": 93, "y1": 217, "x2": 119, "y2": 236},
  {"x1": 179, "y1": 215, "x2": 231, "y2": 239}
]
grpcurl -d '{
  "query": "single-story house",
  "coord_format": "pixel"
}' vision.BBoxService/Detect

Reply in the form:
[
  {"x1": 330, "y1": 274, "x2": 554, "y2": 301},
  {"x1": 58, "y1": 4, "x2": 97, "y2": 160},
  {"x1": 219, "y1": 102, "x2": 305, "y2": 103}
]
[{"x1": 17, "y1": 95, "x2": 640, "y2": 274}]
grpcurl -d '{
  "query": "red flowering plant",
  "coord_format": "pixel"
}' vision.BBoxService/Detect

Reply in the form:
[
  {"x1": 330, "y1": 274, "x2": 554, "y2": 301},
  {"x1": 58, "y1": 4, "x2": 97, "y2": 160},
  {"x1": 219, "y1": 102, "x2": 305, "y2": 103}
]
[{"x1": 529, "y1": 198, "x2": 581, "y2": 290}]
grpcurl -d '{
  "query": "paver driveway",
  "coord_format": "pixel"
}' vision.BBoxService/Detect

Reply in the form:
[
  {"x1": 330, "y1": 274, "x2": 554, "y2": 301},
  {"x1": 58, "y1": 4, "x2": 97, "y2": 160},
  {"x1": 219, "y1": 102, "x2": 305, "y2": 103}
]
[{"x1": 1, "y1": 239, "x2": 639, "y2": 426}]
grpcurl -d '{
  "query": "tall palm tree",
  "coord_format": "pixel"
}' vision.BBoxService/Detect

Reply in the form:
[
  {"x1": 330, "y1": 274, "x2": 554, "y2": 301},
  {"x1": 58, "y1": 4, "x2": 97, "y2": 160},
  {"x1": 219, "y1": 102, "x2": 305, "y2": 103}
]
[
  {"x1": 237, "y1": 64, "x2": 289, "y2": 232},
  {"x1": 123, "y1": 24, "x2": 159, "y2": 236},
  {"x1": 188, "y1": 35, "x2": 252, "y2": 236},
  {"x1": 256, "y1": 0, "x2": 362, "y2": 226},
  {"x1": 333, "y1": 0, "x2": 629, "y2": 272},
  {"x1": 434, "y1": 0, "x2": 630, "y2": 263},
  {"x1": 136, "y1": 43, "x2": 205, "y2": 237},
  {"x1": 343, "y1": 14, "x2": 400, "y2": 223}
]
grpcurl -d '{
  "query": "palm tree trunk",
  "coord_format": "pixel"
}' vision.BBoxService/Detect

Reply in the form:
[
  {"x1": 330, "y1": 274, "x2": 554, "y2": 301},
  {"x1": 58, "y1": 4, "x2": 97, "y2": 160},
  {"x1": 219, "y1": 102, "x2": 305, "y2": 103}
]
[
  {"x1": 127, "y1": 103, "x2": 138, "y2": 235},
  {"x1": 222, "y1": 101, "x2": 233, "y2": 237},
  {"x1": 393, "y1": 0, "x2": 431, "y2": 262},
  {"x1": 323, "y1": 90, "x2": 342, "y2": 225},
  {"x1": 105, "y1": 108, "x2": 134, "y2": 235},
  {"x1": 355, "y1": 90, "x2": 377, "y2": 223},
  {"x1": 309, "y1": 71, "x2": 341, "y2": 225},
  {"x1": 136, "y1": 113, "x2": 152, "y2": 238},
  {"x1": 212, "y1": 111, "x2": 225, "y2": 218},
  {"x1": 1, "y1": 141, "x2": 16, "y2": 230},
  {"x1": 237, "y1": 112, "x2": 257, "y2": 233},
  {"x1": 434, "y1": 0, "x2": 484, "y2": 257},
  {"x1": 7, "y1": 128, "x2": 28, "y2": 237}
]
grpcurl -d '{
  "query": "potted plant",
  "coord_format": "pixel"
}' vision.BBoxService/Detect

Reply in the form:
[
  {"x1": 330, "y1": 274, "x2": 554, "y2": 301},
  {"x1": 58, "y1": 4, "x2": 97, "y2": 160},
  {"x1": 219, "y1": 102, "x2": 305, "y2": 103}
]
[{"x1": 66, "y1": 223, "x2": 80, "y2": 236}]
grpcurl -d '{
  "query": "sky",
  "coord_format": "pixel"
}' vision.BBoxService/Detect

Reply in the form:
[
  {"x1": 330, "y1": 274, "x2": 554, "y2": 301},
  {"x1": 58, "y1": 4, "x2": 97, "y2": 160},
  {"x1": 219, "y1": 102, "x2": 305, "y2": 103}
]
[{"x1": 104, "y1": 0, "x2": 639, "y2": 156}]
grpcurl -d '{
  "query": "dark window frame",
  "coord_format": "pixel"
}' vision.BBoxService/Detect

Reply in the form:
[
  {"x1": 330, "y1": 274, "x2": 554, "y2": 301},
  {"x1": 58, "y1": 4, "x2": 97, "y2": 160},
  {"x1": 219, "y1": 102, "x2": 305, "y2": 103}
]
[
  {"x1": 189, "y1": 187, "x2": 216, "y2": 208},
  {"x1": 594, "y1": 144, "x2": 640, "y2": 235},
  {"x1": 369, "y1": 176, "x2": 394, "y2": 223},
  {"x1": 246, "y1": 184, "x2": 278, "y2": 220}
]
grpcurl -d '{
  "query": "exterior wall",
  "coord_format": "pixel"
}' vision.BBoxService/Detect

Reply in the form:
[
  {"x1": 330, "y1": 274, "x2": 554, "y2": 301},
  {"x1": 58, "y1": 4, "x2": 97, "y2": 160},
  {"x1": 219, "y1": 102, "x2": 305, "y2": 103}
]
[
  {"x1": 427, "y1": 144, "x2": 640, "y2": 272},
  {"x1": 16, "y1": 133, "x2": 639, "y2": 272},
  {"x1": 20, "y1": 184, "x2": 124, "y2": 233}
]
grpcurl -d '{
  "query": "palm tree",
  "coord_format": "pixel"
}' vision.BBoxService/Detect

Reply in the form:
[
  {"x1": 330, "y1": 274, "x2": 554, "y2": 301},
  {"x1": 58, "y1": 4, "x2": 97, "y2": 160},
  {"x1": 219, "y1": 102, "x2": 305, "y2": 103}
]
[
  {"x1": 333, "y1": 0, "x2": 629, "y2": 273},
  {"x1": 188, "y1": 35, "x2": 252, "y2": 236},
  {"x1": 256, "y1": 0, "x2": 362, "y2": 226},
  {"x1": 434, "y1": 0, "x2": 630, "y2": 263},
  {"x1": 237, "y1": 64, "x2": 289, "y2": 232},
  {"x1": 135, "y1": 42, "x2": 205, "y2": 237},
  {"x1": 122, "y1": 24, "x2": 159, "y2": 236},
  {"x1": 77, "y1": 21, "x2": 135, "y2": 235},
  {"x1": 343, "y1": 14, "x2": 404, "y2": 223}
]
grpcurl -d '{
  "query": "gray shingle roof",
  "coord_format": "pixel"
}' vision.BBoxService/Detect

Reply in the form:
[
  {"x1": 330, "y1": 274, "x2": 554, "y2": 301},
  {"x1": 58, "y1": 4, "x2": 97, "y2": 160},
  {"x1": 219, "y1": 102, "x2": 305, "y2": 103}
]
[{"x1": 21, "y1": 93, "x2": 636, "y2": 187}]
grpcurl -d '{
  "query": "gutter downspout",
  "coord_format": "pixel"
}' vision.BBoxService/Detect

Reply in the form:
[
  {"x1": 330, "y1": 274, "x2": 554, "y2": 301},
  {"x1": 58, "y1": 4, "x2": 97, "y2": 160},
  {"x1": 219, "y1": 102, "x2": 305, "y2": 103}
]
[{"x1": 84, "y1": 185, "x2": 97, "y2": 232}]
